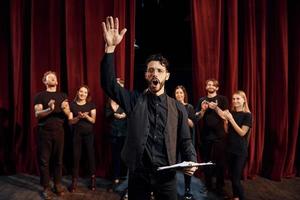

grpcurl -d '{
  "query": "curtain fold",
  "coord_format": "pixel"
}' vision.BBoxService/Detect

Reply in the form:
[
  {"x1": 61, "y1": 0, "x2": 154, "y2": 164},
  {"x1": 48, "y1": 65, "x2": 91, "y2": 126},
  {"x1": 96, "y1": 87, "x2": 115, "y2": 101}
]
[
  {"x1": 286, "y1": 0, "x2": 300, "y2": 177},
  {"x1": 263, "y1": 0, "x2": 289, "y2": 181}
]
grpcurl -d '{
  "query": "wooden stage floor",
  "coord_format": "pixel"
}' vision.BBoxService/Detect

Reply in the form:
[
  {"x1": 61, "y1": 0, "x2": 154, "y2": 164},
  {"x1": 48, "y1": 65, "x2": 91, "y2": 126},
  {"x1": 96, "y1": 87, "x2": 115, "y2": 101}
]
[{"x1": 0, "y1": 173, "x2": 299, "y2": 200}]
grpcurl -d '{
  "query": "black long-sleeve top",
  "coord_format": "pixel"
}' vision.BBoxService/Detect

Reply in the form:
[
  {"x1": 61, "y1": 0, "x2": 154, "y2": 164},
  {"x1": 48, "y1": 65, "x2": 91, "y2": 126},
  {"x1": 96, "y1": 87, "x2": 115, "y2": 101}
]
[
  {"x1": 184, "y1": 103, "x2": 196, "y2": 144},
  {"x1": 105, "y1": 102, "x2": 127, "y2": 137}
]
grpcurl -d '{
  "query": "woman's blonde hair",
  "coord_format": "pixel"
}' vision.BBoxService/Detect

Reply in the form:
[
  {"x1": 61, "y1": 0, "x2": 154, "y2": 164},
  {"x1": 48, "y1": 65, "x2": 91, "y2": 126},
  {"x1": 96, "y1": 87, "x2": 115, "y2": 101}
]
[{"x1": 232, "y1": 90, "x2": 251, "y2": 113}]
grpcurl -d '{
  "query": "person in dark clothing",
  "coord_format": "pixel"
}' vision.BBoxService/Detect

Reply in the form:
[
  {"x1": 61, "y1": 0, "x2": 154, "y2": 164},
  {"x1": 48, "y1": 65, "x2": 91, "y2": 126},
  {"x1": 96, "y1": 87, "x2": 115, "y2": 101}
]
[
  {"x1": 100, "y1": 16, "x2": 198, "y2": 200},
  {"x1": 174, "y1": 85, "x2": 197, "y2": 200},
  {"x1": 68, "y1": 85, "x2": 97, "y2": 192},
  {"x1": 105, "y1": 78, "x2": 127, "y2": 186},
  {"x1": 195, "y1": 79, "x2": 229, "y2": 195},
  {"x1": 34, "y1": 71, "x2": 70, "y2": 199},
  {"x1": 223, "y1": 90, "x2": 252, "y2": 200}
]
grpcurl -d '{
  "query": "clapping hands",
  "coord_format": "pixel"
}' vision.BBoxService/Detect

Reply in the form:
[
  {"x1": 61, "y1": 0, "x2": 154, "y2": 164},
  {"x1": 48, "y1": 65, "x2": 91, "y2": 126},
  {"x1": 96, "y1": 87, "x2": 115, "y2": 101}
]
[
  {"x1": 223, "y1": 110, "x2": 233, "y2": 121},
  {"x1": 48, "y1": 99, "x2": 55, "y2": 111},
  {"x1": 78, "y1": 112, "x2": 89, "y2": 119},
  {"x1": 208, "y1": 100, "x2": 218, "y2": 110}
]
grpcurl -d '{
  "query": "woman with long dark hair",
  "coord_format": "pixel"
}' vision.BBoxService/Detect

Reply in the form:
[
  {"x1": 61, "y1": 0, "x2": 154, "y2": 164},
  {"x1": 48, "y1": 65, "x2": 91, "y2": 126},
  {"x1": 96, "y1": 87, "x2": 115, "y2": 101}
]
[
  {"x1": 174, "y1": 85, "x2": 196, "y2": 200},
  {"x1": 68, "y1": 85, "x2": 97, "y2": 192}
]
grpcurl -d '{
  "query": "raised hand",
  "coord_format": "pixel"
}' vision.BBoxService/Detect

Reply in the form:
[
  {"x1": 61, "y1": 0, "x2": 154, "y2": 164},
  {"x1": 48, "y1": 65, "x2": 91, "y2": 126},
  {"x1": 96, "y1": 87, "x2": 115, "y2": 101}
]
[{"x1": 102, "y1": 16, "x2": 127, "y2": 52}]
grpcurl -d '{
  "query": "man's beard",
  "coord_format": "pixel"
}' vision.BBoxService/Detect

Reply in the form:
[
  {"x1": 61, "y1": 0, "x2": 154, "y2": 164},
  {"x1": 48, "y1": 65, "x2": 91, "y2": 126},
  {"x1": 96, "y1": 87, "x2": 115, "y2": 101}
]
[
  {"x1": 47, "y1": 81, "x2": 58, "y2": 88},
  {"x1": 207, "y1": 88, "x2": 216, "y2": 94},
  {"x1": 148, "y1": 77, "x2": 165, "y2": 93}
]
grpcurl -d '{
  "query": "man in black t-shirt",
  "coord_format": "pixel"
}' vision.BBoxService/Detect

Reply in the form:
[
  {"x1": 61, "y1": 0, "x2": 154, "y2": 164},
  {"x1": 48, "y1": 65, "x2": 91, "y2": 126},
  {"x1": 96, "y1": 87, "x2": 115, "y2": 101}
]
[
  {"x1": 196, "y1": 79, "x2": 229, "y2": 196},
  {"x1": 34, "y1": 71, "x2": 70, "y2": 199}
]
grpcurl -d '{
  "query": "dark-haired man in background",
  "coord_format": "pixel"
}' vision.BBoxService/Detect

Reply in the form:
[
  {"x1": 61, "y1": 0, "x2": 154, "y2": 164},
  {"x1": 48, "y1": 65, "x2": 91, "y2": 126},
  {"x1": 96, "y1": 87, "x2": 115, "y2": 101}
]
[{"x1": 196, "y1": 79, "x2": 229, "y2": 197}]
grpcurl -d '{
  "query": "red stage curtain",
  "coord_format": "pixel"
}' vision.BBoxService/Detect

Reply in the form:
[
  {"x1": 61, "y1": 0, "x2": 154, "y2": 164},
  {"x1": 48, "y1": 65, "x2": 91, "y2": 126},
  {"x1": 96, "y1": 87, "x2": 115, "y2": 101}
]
[
  {"x1": 0, "y1": 0, "x2": 135, "y2": 178},
  {"x1": 191, "y1": 0, "x2": 299, "y2": 180}
]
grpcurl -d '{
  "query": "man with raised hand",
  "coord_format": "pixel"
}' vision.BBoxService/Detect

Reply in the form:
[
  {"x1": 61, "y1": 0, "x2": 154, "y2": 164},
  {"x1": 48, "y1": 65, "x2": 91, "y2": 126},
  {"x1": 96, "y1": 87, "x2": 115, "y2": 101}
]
[{"x1": 100, "y1": 16, "x2": 197, "y2": 200}]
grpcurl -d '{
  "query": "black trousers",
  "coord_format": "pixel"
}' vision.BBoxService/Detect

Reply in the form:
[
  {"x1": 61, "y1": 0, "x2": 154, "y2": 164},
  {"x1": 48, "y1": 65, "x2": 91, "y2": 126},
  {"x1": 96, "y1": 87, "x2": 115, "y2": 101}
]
[
  {"x1": 202, "y1": 139, "x2": 226, "y2": 189},
  {"x1": 111, "y1": 136, "x2": 126, "y2": 179},
  {"x1": 228, "y1": 152, "x2": 247, "y2": 200},
  {"x1": 128, "y1": 169, "x2": 177, "y2": 200},
  {"x1": 72, "y1": 130, "x2": 95, "y2": 177},
  {"x1": 38, "y1": 126, "x2": 64, "y2": 187}
]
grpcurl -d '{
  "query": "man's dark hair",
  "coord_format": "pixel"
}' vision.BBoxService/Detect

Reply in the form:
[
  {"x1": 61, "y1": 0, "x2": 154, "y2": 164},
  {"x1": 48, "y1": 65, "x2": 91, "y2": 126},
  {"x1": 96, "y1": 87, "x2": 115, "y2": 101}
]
[{"x1": 145, "y1": 54, "x2": 169, "y2": 71}]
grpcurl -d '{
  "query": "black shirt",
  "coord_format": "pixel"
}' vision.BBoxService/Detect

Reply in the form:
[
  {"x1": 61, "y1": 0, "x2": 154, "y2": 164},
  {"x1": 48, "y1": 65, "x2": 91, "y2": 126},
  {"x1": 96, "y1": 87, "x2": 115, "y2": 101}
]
[
  {"x1": 105, "y1": 102, "x2": 127, "y2": 137},
  {"x1": 34, "y1": 91, "x2": 68, "y2": 127},
  {"x1": 185, "y1": 103, "x2": 196, "y2": 124},
  {"x1": 228, "y1": 111, "x2": 252, "y2": 156},
  {"x1": 184, "y1": 103, "x2": 196, "y2": 144},
  {"x1": 146, "y1": 92, "x2": 168, "y2": 167},
  {"x1": 70, "y1": 101, "x2": 96, "y2": 133},
  {"x1": 196, "y1": 95, "x2": 229, "y2": 140}
]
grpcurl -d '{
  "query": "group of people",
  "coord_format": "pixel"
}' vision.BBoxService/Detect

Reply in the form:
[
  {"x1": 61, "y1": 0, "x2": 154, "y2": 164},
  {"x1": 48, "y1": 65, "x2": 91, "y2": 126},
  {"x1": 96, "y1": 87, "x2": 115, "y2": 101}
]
[
  {"x1": 33, "y1": 16, "x2": 252, "y2": 200},
  {"x1": 101, "y1": 16, "x2": 252, "y2": 200},
  {"x1": 174, "y1": 80, "x2": 252, "y2": 200}
]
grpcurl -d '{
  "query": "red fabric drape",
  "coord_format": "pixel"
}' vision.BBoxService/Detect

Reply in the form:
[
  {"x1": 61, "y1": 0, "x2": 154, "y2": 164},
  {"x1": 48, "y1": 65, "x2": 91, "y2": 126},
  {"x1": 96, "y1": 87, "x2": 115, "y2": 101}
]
[
  {"x1": 0, "y1": 0, "x2": 135, "y2": 178},
  {"x1": 191, "y1": 0, "x2": 299, "y2": 180}
]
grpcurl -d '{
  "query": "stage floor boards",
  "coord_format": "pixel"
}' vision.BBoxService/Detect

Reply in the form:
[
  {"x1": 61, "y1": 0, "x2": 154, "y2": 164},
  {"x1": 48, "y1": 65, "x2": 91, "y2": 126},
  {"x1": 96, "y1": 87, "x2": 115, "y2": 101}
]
[
  {"x1": 0, "y1": 173, "x2": 299, "y2": 200},
  {"x1": 224, "y1": 176, "x2": 300, "y2": 200}
]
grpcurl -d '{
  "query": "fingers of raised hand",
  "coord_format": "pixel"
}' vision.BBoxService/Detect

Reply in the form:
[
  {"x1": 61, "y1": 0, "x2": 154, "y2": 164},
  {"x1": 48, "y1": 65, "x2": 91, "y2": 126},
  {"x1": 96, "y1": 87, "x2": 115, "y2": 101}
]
[
  {"x1": 106, "y1": 16, "x2": 111, "y2": 30},
  {"x1": 105, "y1": 16, "x2": 117, "y2": 30},
  {"x1": 102, "y1": 22, "x2": 107, "y2": 33},
  {"x1": 114, "y1": 17, "x2": 119, "y2": 31},
  {"x1": 109, "y1": 16, "x2": 114, "y2": 29}
]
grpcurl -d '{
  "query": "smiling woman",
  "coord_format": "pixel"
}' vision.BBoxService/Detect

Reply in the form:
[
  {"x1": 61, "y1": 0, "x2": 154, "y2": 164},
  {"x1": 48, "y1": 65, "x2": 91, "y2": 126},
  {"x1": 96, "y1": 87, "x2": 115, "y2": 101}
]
[
  {"x1": 174, "y1": 85, "x2": 197, "y2": 199},
  {"x1": 68, "y1": 85, "x2": 97, "y2": 193},
  {"x1": 222, "y1": 90, "x2": 252, "y2": 200}
]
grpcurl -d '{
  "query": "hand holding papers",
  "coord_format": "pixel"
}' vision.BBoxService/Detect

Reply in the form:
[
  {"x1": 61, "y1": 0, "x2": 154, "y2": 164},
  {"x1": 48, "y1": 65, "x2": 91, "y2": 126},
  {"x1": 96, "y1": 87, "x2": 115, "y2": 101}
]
[{"x1": 157, "y1": 161, "x2": 214, "y2": 171}]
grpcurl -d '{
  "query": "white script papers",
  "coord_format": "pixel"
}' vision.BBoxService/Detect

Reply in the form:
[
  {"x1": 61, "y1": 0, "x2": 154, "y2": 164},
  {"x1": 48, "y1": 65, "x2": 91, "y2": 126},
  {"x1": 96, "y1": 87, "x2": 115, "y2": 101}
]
[{"x1": 157, "y1": 161, "x2": 214, "y2": 171}]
